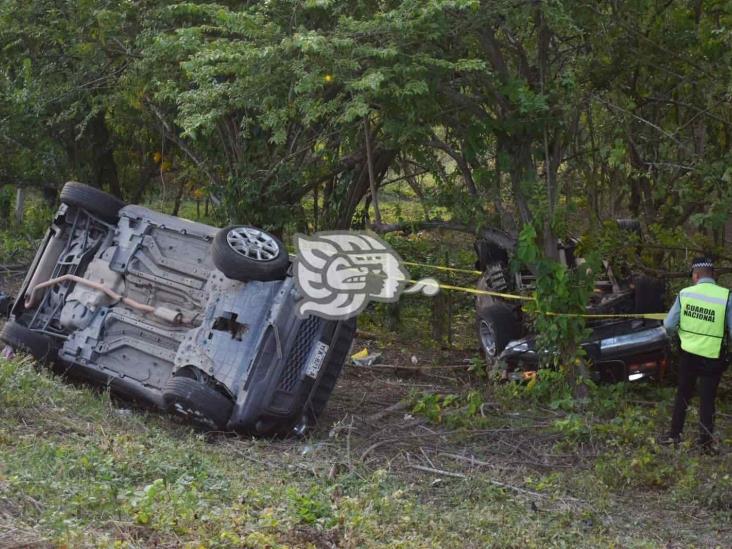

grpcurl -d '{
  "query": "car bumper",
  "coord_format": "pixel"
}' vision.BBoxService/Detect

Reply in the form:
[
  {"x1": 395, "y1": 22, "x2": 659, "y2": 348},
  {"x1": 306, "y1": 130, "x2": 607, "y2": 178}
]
[{"x1": 500, "y1": 322, "x2": 670, "y2": 382}]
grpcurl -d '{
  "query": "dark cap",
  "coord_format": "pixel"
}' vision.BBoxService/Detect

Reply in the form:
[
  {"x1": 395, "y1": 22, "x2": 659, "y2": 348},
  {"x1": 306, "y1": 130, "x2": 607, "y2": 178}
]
[{"x1": 691, "y1": 256, "x2": 714, "y2": 271}]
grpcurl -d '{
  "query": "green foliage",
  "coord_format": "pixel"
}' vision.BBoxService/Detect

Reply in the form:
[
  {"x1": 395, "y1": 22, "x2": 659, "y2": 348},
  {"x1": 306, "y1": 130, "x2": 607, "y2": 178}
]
[
  {"x1": 514, "y1": 223, "x2": 599, "y2": 374},
  {"x1": 1, "y1": 0, "x2": 728, "y2": 267},
  {"x1": 594, "y1": 446, "x2": 678, "y2": 489},
  {"x1": 467, "y1": 355, "x2": 488, "y2": 378},
  {"x1": 2, "y1": 343, "x2": 730, "y2": 545},
  {"x1": 411, "y1": 389, "x2": 488, "y2": 428},
  {"x1": 493, "y1": 368, "x2": 576, "y2": 411},
  {"x1": 0, "y1": 0, "x2": 727, "y2": 240},
  {"x1": 673, "y1": 465, "x2": 732, "y2": 512},
  {"x1": 0, "y1": 194, "x2": 53, "y2": 262},
  {"x1": 286, "y1": 486, "x2": 335, "y2": 526}
]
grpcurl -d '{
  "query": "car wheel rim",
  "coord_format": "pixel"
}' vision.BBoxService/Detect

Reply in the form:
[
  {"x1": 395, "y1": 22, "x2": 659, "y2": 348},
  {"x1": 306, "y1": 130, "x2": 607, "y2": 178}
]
[
  {"x1": 226, "y1": 227, "x2": 280, "y2": 262},
  {"x1": 479, "y1": 319, "x2": 496, "y2": 357}
]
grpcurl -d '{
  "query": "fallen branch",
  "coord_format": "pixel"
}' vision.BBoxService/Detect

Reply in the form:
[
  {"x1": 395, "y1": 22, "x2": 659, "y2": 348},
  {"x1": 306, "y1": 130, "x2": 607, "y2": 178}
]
[
  {"x1": 0, "y1": 263, "x2": 28, "y2": 271},
  {"x1": 365, "y1": 400, "x2": 410, "y2": 422},
  {"x1": 359, "y1": 364, "x2": 470, "y2": 371},
  {"x1": 484, "y1": 478, "x2": 550, "y2": 499},
  {"x1": 407, "y1": 463, "x2": 554, "y2": 500},
  {"x1": 408, "y1": 463, "x2": 466, "y2": 478},
  {"x1": 359, "y1": 427, "x2": 536, "y2": 462},
  {"x1": 438, "y1": 452, "x2": 515, "y2": 470}
]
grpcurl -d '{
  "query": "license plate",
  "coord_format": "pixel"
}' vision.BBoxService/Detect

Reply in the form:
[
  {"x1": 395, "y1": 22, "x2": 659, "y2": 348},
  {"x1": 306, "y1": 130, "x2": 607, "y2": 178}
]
[{"x1": 304, "y1": 341, "x2": 329, "y2": 379}]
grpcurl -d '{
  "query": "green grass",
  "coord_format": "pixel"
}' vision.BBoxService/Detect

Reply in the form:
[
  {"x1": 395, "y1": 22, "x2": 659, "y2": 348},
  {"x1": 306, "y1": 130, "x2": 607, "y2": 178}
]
[
  {"x1": 1, "y1": 355, "x2": 730, "y2": 547},
  {"x1": 0, "y1": 194, "x2": 54, "y2": 264}
]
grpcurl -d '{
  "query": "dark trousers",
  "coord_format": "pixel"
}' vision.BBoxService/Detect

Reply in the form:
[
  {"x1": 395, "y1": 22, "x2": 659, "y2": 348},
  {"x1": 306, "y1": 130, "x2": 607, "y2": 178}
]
[{"x1": 670, "y1": 351, "x2": 725, "y2": 445}]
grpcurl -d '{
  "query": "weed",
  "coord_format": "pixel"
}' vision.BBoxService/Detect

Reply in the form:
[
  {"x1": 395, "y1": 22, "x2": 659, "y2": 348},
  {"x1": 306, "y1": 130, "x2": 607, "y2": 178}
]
[
  {"x1": 0, "y1": 349, "x2": 728, "y2": 546},
  {"x1": 594, "y1": 446, "x2": 678, "y2": 489},
  {"x1": 286, "y1": 486, "x2": 335, "y2": 527},
  {"x1": 411, "y1": 390, "x2": 492, "y2": 428},
  {"x1": 673, "y1": 461, "x2": 732, "y2": 512},
  {"x1": 493, "y1": 368, "x2": 575, "y2": 411},
  {"x1": 467, "y1": 355, "x2": 488, "y2": 378}
]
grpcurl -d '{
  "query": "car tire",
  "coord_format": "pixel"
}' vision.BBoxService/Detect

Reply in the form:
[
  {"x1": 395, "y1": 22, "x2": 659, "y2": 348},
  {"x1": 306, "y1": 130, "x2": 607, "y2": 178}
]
[
  {"x1": 0, "y1": 321, "x2": 54, "y2": 362},
  {"x1": 59, "y1": 181, "x2": 126, "y2": 224},
  {"x1": 474, "y1": 240, "x2": 509, "y2": 272},
  {"x1": 163, "y1": 376, "x2": 234, "y2": 431},
  {"x1": 476, "y1": 304, "x2": 520, "y2": 361},
  {"x1": 212, "y1": 225, "x2": 289, "y2": 282},
  {"x1": 633, "y1": 275, "x2": 665, "y2": 314},
  {"x1": 300, "y1": 318, "x2": 356, "y2": 430}
]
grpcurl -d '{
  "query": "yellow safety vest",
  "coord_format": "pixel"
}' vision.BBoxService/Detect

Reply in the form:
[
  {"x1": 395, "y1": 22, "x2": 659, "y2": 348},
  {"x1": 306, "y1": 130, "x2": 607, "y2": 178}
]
[{"x1": 678, "y1": 282, "x2": 729, "y2": 359}]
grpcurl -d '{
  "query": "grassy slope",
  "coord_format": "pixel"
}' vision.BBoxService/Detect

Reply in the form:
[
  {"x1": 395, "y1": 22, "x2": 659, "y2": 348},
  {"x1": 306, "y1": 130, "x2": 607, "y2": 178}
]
[
  {"x1": 0, "y1": 357, "x2": 586, "y2": 548},
  {"x1": 1, "y1": 355, "x2": 730, "y2": 548}
]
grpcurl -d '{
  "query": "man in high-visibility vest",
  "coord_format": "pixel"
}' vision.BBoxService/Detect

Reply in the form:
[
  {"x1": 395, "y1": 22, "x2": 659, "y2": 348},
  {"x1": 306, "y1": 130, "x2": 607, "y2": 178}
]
[{"x1": 662, "y1": 257, "x2": 732, "y2": 452}]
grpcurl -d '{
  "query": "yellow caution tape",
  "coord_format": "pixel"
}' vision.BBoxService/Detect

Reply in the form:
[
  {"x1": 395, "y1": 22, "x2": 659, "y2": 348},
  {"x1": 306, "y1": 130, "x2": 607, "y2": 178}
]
[
  {"x1": 401, "y1": 261, "x2": 666, "y2": 318},
  {"x1": 411, "y1": 279, "x2": 534, "y2": 301},
  {"x1": 544, "y1": 311, "x2": 668, "y2": 321},
  {"x1": 409, "y1": 279, "x2": 667, "y2": 320},
  {"x1": 402, "y1": 261, "x2": 483, "y2": 276}
]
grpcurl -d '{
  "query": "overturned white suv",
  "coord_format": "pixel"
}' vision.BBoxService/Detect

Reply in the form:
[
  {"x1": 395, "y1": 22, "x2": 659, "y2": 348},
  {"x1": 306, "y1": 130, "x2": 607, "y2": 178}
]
[{"x1": 1, "y1": 182, "x2": 355, "y2": 435}]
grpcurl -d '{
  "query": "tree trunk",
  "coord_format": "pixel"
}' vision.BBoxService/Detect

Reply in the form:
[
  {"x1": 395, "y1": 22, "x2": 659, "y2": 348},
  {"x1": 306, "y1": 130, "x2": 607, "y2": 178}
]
[
  {"x1": 333, "y1": 149, "x2": 397, "y2": 229},
  {"x1": 14, "y1": 186, "x2": 25, "y2": 225},
  {"x1": 171, "y1": 181, "x2": 186, "y2": 217},
  {"x1": 431, "y1": 292, "x2": 448, "y2": 345},
  {"x1": 91, "y1": 111, "x2": 123, "y2": 198},
  {"x1": 502, "y1": 136, "x2": 534, "y2": 227},
  {"x1": 493, "y1": 140, "x2": 514, "y2": 234},
  {"x1": 384, "y1": 302, "x2": 401, "y2": 331},
  {"x1": 568, "y1": 358, "x2": 591, "y2": 400}
]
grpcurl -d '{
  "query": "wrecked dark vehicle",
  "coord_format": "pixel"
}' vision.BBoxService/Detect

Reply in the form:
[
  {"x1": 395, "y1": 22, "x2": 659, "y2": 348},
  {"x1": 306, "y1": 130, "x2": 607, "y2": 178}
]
[
  {"x1": 473, "y1": 228, "x2": 670, "y2": 383},
  {"x1": 497, "y1": 320, "x2": 669, "y2": 383},
  {"x1": 0, "y1": 182, "x2": 355, "y2": 435}
]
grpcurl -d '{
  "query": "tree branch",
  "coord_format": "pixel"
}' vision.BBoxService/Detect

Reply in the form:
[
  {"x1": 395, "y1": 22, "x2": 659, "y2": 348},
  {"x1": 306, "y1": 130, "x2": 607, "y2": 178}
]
[
  {"x1": 371, "y1": 220, "x2": 516, "y2": 250},
  {"x1": 428, "y1": 136, "x2": 478, "y2": 196},
  {"x1": 364, "y1": 116, "x2": 382, "y2": 225},
  {"x1": 143, "y1": 98, "x2": 221, "y2": 189}
]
